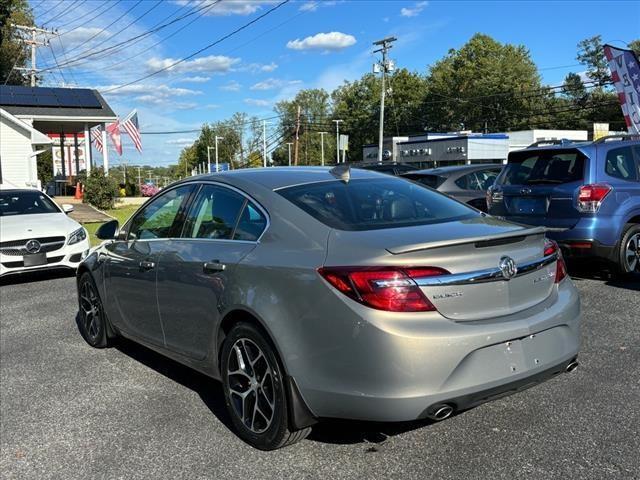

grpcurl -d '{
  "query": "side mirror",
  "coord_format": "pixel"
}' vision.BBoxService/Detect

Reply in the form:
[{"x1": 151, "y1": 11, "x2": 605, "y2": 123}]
[
  {"x1": 61, "y1": 203, "x2": 74, "y2": 214},
  {"x1": 96, "y1": 220, "x2": 119, "y2": 240}
]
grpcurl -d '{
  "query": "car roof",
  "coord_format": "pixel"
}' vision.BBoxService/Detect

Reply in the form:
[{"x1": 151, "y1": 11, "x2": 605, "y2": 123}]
[
  {"x1": 406, "y1": 164, "x2": 503, "y2": 176},
  {"x1": 178, "y1": 166, "x2": 388, "y2": 191}
]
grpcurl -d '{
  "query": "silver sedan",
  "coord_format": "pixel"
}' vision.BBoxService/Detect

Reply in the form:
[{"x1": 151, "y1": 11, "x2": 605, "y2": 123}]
[{"x1": 77, "y1": 166, "x2": 581, "y2": 450}]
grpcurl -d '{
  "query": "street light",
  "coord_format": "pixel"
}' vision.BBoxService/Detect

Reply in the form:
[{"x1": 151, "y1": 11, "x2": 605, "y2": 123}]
[
  {"x1": 207, "y1": 146, "x2": 214, "y2": 173},
  {"x1": 215, "y1": 136, "x2": 224, "y2": 172}
]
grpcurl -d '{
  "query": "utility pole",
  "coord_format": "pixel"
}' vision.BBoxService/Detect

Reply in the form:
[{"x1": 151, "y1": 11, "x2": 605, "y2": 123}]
[
  {"x1": 333, "y1": 119, "x2": 343, "y2": 164},
  {"x1": 294, "y1": 105, "x2": 301, "y2": 166},
  {"x1": 373, "y1": 36, "x2": 397, "y2": 164},
  {"x1": 215, "y1": 136, "x2": 224, "y2": 172},
  {"x1": 286, "y1": 142, "x2": 293, "y2": 166},
  {"x1": 262, "y1": 120, "x2": 269, "y2": 167},
  {"x1": 318, "y1": 132, "x2": 328, "y2": 166},
  {"x1": 11, "y1": 24, "x2": 56, "y2": 86}
]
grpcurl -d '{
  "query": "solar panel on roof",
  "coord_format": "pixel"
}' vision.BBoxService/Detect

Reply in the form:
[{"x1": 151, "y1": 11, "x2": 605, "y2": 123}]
[{"x1": 0, "y1": 85, "x2": 103, "y2": 109}]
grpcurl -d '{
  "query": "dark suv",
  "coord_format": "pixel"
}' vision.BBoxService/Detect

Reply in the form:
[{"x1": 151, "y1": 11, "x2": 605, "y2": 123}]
[{"x1": 487, "y1": 136, "x2": 640, "y2": 275}]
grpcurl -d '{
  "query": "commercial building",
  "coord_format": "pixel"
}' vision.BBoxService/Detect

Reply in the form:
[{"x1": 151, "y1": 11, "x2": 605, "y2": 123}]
[
  {"x1": 505, "y1": 129, "x2": 588, "y2": 152},
  {"x1": 0, "y1": 86, "x2": 116, "y2": 190}
]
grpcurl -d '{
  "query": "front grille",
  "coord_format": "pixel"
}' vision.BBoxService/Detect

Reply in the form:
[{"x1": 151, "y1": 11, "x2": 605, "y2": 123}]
[
  {"x1": 1, "y1": 255, "x2": 65, "y2": 269},
  {"x1": 0, "y1": 236, "x2": 66, "y2": 256}
]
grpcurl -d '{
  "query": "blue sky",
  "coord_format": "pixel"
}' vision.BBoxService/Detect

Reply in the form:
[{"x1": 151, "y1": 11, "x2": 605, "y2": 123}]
[{"x1": 31, "y1": 0, "x2": 640, "y2": 166}]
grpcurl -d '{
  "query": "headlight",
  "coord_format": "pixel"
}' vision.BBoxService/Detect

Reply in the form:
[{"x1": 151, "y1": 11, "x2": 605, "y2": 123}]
[{"x1": 68, "y1": 227, "x2": 87, "y2": 245}]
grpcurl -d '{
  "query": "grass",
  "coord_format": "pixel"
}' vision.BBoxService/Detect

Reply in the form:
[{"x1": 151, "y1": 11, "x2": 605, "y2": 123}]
[{"x1": 84, "y1": 204, "x2": 140, "y2": 246}]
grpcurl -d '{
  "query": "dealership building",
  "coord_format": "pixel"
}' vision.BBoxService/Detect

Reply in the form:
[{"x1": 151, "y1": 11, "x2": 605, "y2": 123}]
[{"x1": 361, "y1": 129, "x2": 591, "y2": 167}]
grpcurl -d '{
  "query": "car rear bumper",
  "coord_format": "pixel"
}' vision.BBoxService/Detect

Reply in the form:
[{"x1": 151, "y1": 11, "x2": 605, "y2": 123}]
[
  {"x1": 293, "y1": 279, "x2": 581, "y2": 422},
  {"x1": 0, "y1": 239, "x2": 90, "y2": 277}
]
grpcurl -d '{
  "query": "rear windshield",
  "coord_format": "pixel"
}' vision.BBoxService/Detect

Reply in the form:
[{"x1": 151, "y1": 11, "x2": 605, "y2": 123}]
[
  {"x1": 403, "y1": 173, "x2": 446, "y2": 189},
  {"x1": 277, "y1": 178, "x2": 477, "y2": 231},
  {"x1": 501, "y1": 149, "x2": 586, "y2": 185},
  {"x1": 0, "y1": 190, "x2": 60, "y2": 216}
]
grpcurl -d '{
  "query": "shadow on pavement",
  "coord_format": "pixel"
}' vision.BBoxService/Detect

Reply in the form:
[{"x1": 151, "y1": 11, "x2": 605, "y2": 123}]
[
  {"x1": 0, "y1": 268, "x2": 75, "y2": 287},
  {"x1": 567, "y1": 262, "x2": 640, "y2": 291},
  {"x1": 113, "y1": 336, "x2": 235, "y2": 432}
]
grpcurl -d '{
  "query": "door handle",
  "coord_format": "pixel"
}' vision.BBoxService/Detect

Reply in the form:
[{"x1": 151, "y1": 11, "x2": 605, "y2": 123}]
[
  {"x1": 139, "y1": 260, "x2": 156, "y2": 271},
  {"x1": 203, "y1": 260, "x2": 226, "y2": 274}
]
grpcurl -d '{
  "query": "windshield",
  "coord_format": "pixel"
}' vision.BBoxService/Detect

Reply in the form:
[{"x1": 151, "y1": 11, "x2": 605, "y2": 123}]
[
  {"x1": 0, "y1": 191, "x2": 60, "y2": 217},
  {"x1": 277, "y1": 178, "x2": 478, "y2": 231},
  {"x1": 501, "y1": 148, "x2": 586, "y2": 185}
]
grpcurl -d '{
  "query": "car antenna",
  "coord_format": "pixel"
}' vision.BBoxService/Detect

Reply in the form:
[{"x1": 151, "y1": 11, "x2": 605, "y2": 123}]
[{"x1": 329, "y1": 163, "x2": 350, "y2": 183}]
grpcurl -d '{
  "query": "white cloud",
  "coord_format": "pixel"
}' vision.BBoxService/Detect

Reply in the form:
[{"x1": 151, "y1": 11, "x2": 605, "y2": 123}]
[
  {"x1": 244, "y1": 98, "x2": 271, "y2": 107},
  {"x1": 287, "y1": 32, "x2": 356, "y2": 52},
  {"x1": 400, "y1": 1, "x2": 428, "y2": 17},
  {"x1": 173, "y1": 0, "x2": 278, "y2": 16},
  {"x1": 145, "y1": 55, "x2": 240, "y2": 74},
  {"x1": 220, "y1": 80, "x2": 241, "y2": 91},
  {"x1": 180, "y1": 76, "x2": 211, "y2": 83},
  {"x1": 98, "y1": 84, "x2": 202, "y2": 97},
  {"x1": 250, "y1": 78, "x2": 301, "y2": 90},
  {"x1": 202, "y1": 104, "x2": 221, "y2": 110},
  {"x1": 166, "y1": 138, "x2": 197, "y2": 146},
  {"x1": 299, "y1": 1, "x2": 318, "y2": 11}
]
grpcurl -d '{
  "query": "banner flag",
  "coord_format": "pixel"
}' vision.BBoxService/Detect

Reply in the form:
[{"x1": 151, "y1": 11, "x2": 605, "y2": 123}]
[
  {"x1": 106, "y1": 120, "x2": 123, "y2": 156},
  {"x1": 604, "y1": 44, "x2": 640, "y2": 134}
]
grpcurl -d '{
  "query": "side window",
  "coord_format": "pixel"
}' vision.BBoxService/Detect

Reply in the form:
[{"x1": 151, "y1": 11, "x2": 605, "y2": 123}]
[
  {"x1": 184, "y1": 185, "x2": 245, "y2": 239},
  {"x1": 633, "y1": 146, "x2": 640, "y2": 181},
  {"x1": 605, "y1": 146, "x2": 637, "y2": 181},
  {"x1": 234, "y1": 202, "x2": 267, "y2": 241},
  {"x1": 128, "y1": 185, "x2": 192, "y2": 240}
]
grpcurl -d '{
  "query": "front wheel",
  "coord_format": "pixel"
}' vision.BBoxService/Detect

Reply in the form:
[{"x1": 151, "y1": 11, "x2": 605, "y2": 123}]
[
  {"x1": 221, "y1": 323, "x2": 310, "y2": 450},
  {"x1": 615, "y1": 223, "x2": 640, "y2": 278},
  {"x1": 77, "y1": 272, "x2": 112, "y2": 348}
]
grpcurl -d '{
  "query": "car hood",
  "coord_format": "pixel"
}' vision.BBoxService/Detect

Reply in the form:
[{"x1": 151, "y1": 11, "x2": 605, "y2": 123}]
[{"x1": 0, "y1": 213, "x2": 81, "y2": 242}]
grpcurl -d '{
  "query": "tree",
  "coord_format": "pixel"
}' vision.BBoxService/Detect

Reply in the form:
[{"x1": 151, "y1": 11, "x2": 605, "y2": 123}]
[
  {"x1": 423, "y1": 33, "x2": 545, "y2": 133},
  {"x1": 576, "y1": 35, "x2": 611, "y2": 86},
  {"x1": 0, "y1": 0, "x2": 34, "y2": 85}
]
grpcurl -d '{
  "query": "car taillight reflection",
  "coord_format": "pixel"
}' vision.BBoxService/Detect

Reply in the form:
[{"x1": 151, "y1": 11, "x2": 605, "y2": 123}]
[{"x1": 544, "y1": 239, "x2": 568, "y2": 283}]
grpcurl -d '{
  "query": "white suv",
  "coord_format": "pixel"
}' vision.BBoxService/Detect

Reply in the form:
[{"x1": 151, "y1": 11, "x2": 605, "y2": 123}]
[{"x1": 0, "y1": 188, "x2": 90, "y2": 277}]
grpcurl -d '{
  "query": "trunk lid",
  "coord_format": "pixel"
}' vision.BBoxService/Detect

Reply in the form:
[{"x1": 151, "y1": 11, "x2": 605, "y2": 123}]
[{"x1": 325, "y1": 216, "x2": 555, "y2": 321}]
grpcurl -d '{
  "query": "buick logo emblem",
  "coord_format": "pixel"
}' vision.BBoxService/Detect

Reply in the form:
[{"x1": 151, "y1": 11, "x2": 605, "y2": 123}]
[
  {"x1": 499, "y1": 256, "x2": 518, "y2": 280},
  {"x1": 25, "y1": 239, "x2": 41, "y2": 254}
]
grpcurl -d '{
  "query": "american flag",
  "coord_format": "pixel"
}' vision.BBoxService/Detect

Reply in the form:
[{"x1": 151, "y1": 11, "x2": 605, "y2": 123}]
[
  {"x1": 91, "y1": 126, "x2": 104, "y2": 153},
  {"x1": 604, "y1": 44, "x2": 640, "y2": 134},
  {"x1": 122, "y1": 109, "x2": 142, "y2": 152}
]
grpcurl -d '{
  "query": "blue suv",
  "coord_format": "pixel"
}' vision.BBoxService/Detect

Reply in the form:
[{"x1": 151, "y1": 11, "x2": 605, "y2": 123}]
[{"x1": 487, "y1": 136, "x2": 640, "y2": 276}]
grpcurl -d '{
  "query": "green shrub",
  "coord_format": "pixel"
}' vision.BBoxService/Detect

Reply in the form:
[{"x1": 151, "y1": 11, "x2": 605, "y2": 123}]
[{"x1": 83, "y1": 169, "x2": 118, "y2": 210}]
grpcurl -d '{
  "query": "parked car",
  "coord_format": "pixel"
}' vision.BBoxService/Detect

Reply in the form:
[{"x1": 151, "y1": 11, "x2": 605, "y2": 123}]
[
  {"x1": 355, "y1": 162, "x2": 418, "y2": 175},
  {"x1": 402, "y1": 164, "x2": 503, "y2": 212},
  {"x1": 487, "y1": 136, "x2": 640, "y2": 276},
  {"x1": 0, "y1": 188, "x2": 90, "y2": 277},
  {"x1": 78, "y1": 167, "x2": 580, "y2": 450}
]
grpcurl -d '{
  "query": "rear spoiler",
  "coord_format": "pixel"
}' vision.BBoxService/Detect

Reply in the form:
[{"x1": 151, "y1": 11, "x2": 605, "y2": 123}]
[{"x1": 386, "y1": 225, "x2": 549, "y2": 254}]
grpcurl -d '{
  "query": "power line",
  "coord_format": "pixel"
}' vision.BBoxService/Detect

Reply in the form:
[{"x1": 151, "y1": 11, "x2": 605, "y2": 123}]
[
  {"x1": 55, "y1": 0, "x2": 118, "y2": 31},
  {"x1": 34, "y1": 0, "x2": 65, "y2": 20},
  {"x1": 58, "y1": 0, "x2": 123, "y2": 37},
  {"x1": 101, "y1": 0, "x2": 291, "y2": 94},
  {"x1": 41, "y1": 0, "x2": 85, "y2": 26}
]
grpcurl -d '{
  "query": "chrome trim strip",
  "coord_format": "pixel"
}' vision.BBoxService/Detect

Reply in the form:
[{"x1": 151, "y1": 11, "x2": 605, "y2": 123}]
[{"x1": 415, "y1": 253, "x2": 558, "y2": 287}]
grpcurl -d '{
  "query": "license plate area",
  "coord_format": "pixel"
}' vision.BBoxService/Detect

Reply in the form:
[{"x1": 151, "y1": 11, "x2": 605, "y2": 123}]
[
  {"x1": 508, "y1": 196, "x2": 548, "y2": 215},
  {"x1": 23, "y1": 252, "x2": 47, "y2": 267}
]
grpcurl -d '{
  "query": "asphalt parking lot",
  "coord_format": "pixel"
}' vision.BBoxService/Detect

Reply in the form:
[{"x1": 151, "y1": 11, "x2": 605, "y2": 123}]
[{"x1": 1, "y1": 270, "x2": 638, "y2": 479}]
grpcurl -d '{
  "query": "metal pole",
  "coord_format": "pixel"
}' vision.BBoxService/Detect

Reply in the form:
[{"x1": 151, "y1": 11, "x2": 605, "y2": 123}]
[
  {"x1": 373, "y1": 36, "x2": 396, "y2": 164},
  {"x1": 207, "y1": 146, "x2": 212, "y2": 173},
  {"x1": 333, "y1": 120, "x2": 342, "y2": 163},
  {"x1": 84, "y1": 123, "x2": 91, "y2": 173},
  {"x1": 286, "y1": 142, "x2": 292, "y2": 166},
  {"x1": 101, "y1": 123, "x2": 109, "y2": 174},
  {"x1": 215, "y1": 136, "x2": 224, "y2": 172},
  {"x1": 262, "y1": 120, "x2": 267, "y2": 167},
  {"x1": 319, "y1": 132, "x2": 327, "y2": 166}
]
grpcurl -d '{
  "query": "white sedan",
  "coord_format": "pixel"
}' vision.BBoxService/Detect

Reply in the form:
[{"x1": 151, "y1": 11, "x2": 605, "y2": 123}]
[{"x1": 0, "y1": 188, "x2": 90, "y2": 277}]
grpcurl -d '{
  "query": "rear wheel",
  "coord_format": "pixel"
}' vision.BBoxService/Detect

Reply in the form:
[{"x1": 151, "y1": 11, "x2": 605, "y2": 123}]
[
  {"x1": 77, "y1": 272, "x2": 112, "y2": 348},
  {"x1": 616, "y1": 224, "x2": 640, "y2": 278},
  {"x1": 221, "y1": 323, "x2": 310, "y2": 450}
]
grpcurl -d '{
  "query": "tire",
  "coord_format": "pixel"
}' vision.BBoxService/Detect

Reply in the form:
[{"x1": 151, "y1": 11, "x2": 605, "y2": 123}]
[
  {"x1": 77, "y1": 272, "x2": 112, "y2": 348},
  {"x1": 615, "y1": 223, "x2": 640, "y2": 278},
  {"x1": 221, "y1": 323, "x2": 311, "y2": 450}
]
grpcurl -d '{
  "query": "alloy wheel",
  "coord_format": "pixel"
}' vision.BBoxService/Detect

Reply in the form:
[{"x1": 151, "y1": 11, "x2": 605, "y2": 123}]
[
  {"x1": 625, "y1": 232, "x2": 640, "y2": 272},
  {"x1": 79, "y1": 279, "x2": 102, "y2": 342},
  {"x1": 226, "y1": 338, "x2": 276, "y2": 434}
]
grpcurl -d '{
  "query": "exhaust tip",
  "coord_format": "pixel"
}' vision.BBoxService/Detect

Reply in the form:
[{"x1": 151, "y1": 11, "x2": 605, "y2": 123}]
[
  {"x1": 428, "y1": 404, "x2": 454, "y2": 421},
  {"x1": 566, "y1": 360, "x2": 579, "y2": 373}
]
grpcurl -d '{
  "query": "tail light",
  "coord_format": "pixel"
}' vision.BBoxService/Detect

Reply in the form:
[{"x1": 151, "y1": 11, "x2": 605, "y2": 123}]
[
  {"x1": 576, "y1": 183, "x2": 612, "y2": 213},
  {"x1": 544, "y1": 239, "x2": 568, "y2": 283},
  {"x1": 317, "y1": 266, "x2": 449, "y2": 312}
]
